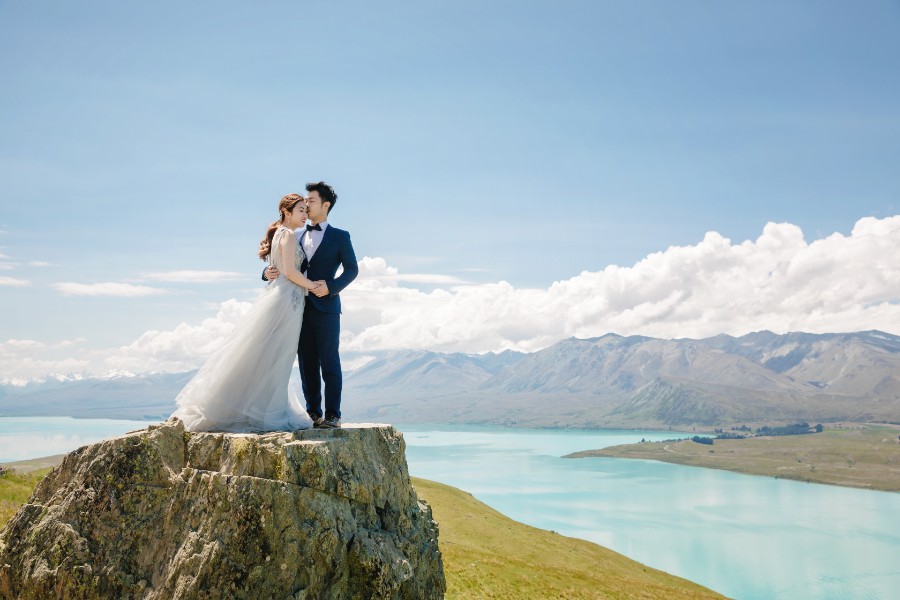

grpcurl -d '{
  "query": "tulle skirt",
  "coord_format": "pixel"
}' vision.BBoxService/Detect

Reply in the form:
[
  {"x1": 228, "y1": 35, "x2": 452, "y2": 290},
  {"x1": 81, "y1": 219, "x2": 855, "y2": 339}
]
[{"x1": 171, "y1": 277, "x2": 313, "y2": 432}]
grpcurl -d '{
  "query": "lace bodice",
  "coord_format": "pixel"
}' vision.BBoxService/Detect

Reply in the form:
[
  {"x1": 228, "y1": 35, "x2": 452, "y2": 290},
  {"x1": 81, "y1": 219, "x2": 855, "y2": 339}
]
[{"x1": 270, "y1": 227, "x2": 306, "y2": 273}]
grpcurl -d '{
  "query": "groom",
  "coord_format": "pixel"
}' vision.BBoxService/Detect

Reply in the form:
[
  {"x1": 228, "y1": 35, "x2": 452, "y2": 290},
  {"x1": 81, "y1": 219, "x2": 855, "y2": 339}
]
[{"x1": 264, "y1": 181, "x2": 358, "y2": 428}]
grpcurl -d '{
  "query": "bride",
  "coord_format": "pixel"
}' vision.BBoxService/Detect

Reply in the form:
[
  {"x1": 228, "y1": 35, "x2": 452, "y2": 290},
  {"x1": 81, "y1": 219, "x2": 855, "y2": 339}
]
[{"x1": 171, "y1": 194, "x2": 320, "y2": 432}]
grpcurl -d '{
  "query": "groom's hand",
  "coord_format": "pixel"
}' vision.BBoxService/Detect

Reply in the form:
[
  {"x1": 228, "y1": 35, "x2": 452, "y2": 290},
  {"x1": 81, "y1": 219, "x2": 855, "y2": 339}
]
[
  {"x1": 264, "y1": 266, "x2": 280, "y2": 280},
  {"x1": 312, "y1": 281, "x2": 329, "y2": 297}
]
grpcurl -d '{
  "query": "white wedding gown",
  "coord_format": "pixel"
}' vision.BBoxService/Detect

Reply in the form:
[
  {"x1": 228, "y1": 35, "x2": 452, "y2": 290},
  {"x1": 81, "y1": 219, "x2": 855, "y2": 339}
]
[{"x1": 171, "y1": 227, "x2": 313, "y2": 432}]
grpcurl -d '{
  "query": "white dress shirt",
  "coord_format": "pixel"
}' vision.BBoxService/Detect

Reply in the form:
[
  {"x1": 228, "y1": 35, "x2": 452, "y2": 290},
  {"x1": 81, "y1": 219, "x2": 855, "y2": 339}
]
[{"x1": 300, "y1": 221, "x2": 328, "y2": 263}]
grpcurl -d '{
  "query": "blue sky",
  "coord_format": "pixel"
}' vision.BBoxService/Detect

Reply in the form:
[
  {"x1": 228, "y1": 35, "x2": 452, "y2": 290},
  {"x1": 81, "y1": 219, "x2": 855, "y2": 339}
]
[{"x1": 2, "y1": 1, "x2": 899, "y2": 380}]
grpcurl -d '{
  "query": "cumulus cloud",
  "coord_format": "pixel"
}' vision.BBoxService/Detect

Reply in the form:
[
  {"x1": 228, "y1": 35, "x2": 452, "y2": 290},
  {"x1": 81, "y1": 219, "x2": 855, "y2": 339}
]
[
  {"x1": 340, "y1": 216, "x2": 900, "y2": 352},
  {"x1": 4, "y1": 216, "x2": 900, "y2": 380},
  {"x1": 352, "y1": 258, "x2": 469, "y2": 286},
  {"x1": 141, "y1": 270, "x2": 245, "y2": 283},
  {"x1": 103, "y1": 298, "x2": 255, "y2": 373},
  {"x1": 52, "y1": 282, "x2": 169, "y2": 297},
  {"x1": 0, "y1": 339, "x2": 45, "y2": 351},
  {"x1": 54, "y1": 338, "x2": 87, "y2": 348},
  {"x1": 1, "y1": 300, "x2": 257, "y2": 380},
  {"x1": 394, "y1": 273, "x2": 469, "y2": 285},
  {"x1": 0, "y1": 338, "x2": 91, "y2": 383},
  {"x1": 0, "y1": 276, "x2": 30, "y2": 287}
]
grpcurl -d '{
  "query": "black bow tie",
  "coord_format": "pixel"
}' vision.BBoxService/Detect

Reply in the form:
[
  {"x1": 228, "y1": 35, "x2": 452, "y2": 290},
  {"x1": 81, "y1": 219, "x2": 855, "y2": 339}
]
[{"x1": 306, "y1": 223, "x2": 322, "y2": 232}]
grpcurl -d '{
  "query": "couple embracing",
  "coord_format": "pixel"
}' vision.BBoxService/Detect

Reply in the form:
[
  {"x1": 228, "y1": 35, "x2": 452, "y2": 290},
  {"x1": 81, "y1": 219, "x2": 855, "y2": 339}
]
[{"x1": 172, "y1": 182, "x2": 358, "y2": 432}]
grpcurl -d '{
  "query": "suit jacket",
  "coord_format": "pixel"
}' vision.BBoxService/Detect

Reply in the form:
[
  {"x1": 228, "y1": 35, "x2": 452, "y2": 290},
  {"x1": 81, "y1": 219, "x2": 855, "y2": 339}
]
[{"x1": 300, "y1": 225, "x2": 358, "y2": 314}]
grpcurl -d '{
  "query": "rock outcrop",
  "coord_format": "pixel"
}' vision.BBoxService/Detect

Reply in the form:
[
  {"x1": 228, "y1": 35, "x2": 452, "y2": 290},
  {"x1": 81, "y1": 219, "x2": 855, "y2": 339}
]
[{"x1": 0, "y1": 420, "x2": 445, "y2": 599}]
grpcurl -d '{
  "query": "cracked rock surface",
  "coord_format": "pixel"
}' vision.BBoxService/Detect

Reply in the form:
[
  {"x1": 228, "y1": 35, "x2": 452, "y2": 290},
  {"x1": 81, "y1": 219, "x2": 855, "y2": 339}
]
[{"x1": 0, "y1": 419, "x2": 445, "y2": 599}]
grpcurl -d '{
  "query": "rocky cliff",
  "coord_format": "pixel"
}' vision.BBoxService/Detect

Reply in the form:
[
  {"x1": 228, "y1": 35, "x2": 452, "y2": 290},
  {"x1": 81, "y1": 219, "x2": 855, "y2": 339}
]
[{"x1": 0, "y1": 420, "x2": 445, "y2": 599}]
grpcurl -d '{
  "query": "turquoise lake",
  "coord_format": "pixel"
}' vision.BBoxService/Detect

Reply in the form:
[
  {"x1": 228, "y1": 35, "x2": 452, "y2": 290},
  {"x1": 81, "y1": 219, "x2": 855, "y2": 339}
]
[{"x1": 2, "y1": 417, "x2": 899, "y2": 599}]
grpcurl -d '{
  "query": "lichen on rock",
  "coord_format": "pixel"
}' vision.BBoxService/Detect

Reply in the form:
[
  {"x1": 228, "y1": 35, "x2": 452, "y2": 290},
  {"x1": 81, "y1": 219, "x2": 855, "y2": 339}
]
[{"x1": 0, "y1": 419, "x2": 445, "y2": 599}]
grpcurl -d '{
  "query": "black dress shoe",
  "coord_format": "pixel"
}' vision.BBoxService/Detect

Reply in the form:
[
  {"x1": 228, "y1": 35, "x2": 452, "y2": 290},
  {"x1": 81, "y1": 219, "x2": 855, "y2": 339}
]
[{"x1": 320, "y1": 414, "x2": 341, "y2": 429}]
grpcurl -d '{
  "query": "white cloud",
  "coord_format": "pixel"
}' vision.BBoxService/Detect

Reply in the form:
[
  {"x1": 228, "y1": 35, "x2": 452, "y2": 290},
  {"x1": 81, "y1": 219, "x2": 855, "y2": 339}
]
[
  {"x1": 0, "y1": 259, "x2": 51, "y2": 269},
  {"x1": 340, "y1": 216, "x2": 900, "y2": 352},
  {"x1": 52, "y1": 282, "x2": 168, "y2": 297},
  {"x1": 0, "y1": 300, "x2": 258, "y2": 380},
  {"x1": 354, "y1": 258, "x2": 469, "y2": 286},
  {"x1": 0, "y1": 276, "x2": 30, "y2": 287},
  {"x1": 397, "y1": 273, "x2": 470, "y2": 285},
  {"x1": 54, "y1": 338, "x2": 87, "y2": 349},
  {"x1": 0, "y1": 338, "x2": 91, "y2": 382},
  {"x1": 141, "y1": 270, "x2": 245, "y2": 283},
  {"x1": 0, "y1": 339, "x2": 46, "y2": 351},
  {"x1": 4, "y1": 215, "x2": 900, "y2": 380},
  {"x1": 103, "y1": 298, "x2": 256, "y2": 373}
]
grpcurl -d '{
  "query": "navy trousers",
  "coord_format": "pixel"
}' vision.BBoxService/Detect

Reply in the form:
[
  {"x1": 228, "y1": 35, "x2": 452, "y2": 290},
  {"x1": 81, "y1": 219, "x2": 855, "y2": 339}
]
[{"x1": 298, "y1": 303, "x2": 342, "y2": 418}]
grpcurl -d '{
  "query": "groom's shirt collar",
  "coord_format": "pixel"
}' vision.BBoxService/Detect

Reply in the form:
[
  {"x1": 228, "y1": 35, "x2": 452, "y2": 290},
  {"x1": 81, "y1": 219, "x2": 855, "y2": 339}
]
[
  {"x1": 301, "y1": 220, "x2": 328, "y2": 261},
  {"x1": 295, "y1": 220, "x2": 328, "y2": 238}
]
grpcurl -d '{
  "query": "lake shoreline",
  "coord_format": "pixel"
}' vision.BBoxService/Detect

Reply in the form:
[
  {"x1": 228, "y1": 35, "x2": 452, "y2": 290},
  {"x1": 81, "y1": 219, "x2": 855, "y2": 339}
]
[
  {"x1": 4, "y1": 419, "x2": 899, "y2": 598},
  {"x1": 567, "y1": 423, "x2": 900, "y2": 493},
  {"x1": 8, "y1": 421, "x2": 900, "y2": 492}
]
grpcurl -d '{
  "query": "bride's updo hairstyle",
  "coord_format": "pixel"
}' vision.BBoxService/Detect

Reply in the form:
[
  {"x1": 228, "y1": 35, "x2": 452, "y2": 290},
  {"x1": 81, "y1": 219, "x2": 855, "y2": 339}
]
[{"x1": 259, "y1": 193, "x2": 305, "y2": 260}]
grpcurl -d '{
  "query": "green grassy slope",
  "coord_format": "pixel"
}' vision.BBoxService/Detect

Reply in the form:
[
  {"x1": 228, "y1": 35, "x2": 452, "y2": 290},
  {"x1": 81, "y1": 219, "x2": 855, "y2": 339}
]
[
  {"x1": 412, "y1": 477, "x2": 726, "y2": 599},
  {"x1": 0, "y1": 467, "x2": 53, "y2": 526}
]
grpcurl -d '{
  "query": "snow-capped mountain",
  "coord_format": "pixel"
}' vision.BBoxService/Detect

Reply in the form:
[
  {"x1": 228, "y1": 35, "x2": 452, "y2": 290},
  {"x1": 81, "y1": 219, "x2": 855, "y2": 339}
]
[{"x1": 3, "y1": 330, "x2": 899, "y2": 428}]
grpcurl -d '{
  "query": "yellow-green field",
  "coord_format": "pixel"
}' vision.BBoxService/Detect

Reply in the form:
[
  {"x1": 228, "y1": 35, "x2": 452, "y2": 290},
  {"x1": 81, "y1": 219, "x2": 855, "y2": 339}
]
[
  {"x1": 0, "y1": 467, "x2": 54, "y2": 526},
  {"x1": 0, "y1": 461, "x2": 724, "y2": 599},
  {"x1": 570, "y1": 424, "x2": 900, "y2": 492}
]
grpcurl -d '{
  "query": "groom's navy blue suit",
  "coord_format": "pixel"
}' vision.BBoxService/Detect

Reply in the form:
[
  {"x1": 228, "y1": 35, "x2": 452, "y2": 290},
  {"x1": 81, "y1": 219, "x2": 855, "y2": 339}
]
[{"x1": 298, "y1": 225, "x2": 358, "y2": 419}]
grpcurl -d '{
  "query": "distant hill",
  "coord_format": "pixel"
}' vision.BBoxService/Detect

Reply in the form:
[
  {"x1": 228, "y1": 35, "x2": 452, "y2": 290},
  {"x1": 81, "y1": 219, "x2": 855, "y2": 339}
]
[
  {"x1": 0, "y1": 372, "x2": 194, "y2": 420},
  {"x1": 3, "y1": 330, "x2": 899, "y2": 428},
  {"x1": 346, "y1": 349, "x2": 522, "y2": 395},
  {"x1": 345, "y1": 330, "x2": 900, "y2": 428}
]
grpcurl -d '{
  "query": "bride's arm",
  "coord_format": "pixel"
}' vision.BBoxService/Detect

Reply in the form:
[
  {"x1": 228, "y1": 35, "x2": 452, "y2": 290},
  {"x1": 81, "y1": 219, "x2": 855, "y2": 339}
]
[{"x1": 278, "y1": 233, "x2": 318, "y2": 290}]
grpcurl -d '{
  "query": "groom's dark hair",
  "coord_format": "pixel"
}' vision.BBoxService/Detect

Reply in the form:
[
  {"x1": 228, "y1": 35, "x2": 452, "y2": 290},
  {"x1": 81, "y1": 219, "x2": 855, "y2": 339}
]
[{"x1": 306, "y1": 181, "x2": 337, "y2": 213}]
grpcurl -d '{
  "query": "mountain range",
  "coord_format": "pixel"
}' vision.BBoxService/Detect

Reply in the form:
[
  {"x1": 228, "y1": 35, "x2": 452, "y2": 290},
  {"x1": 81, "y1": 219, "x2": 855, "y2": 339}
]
[{"x1": 2, "y1": 330, "x2": 899, "y2": 428}]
